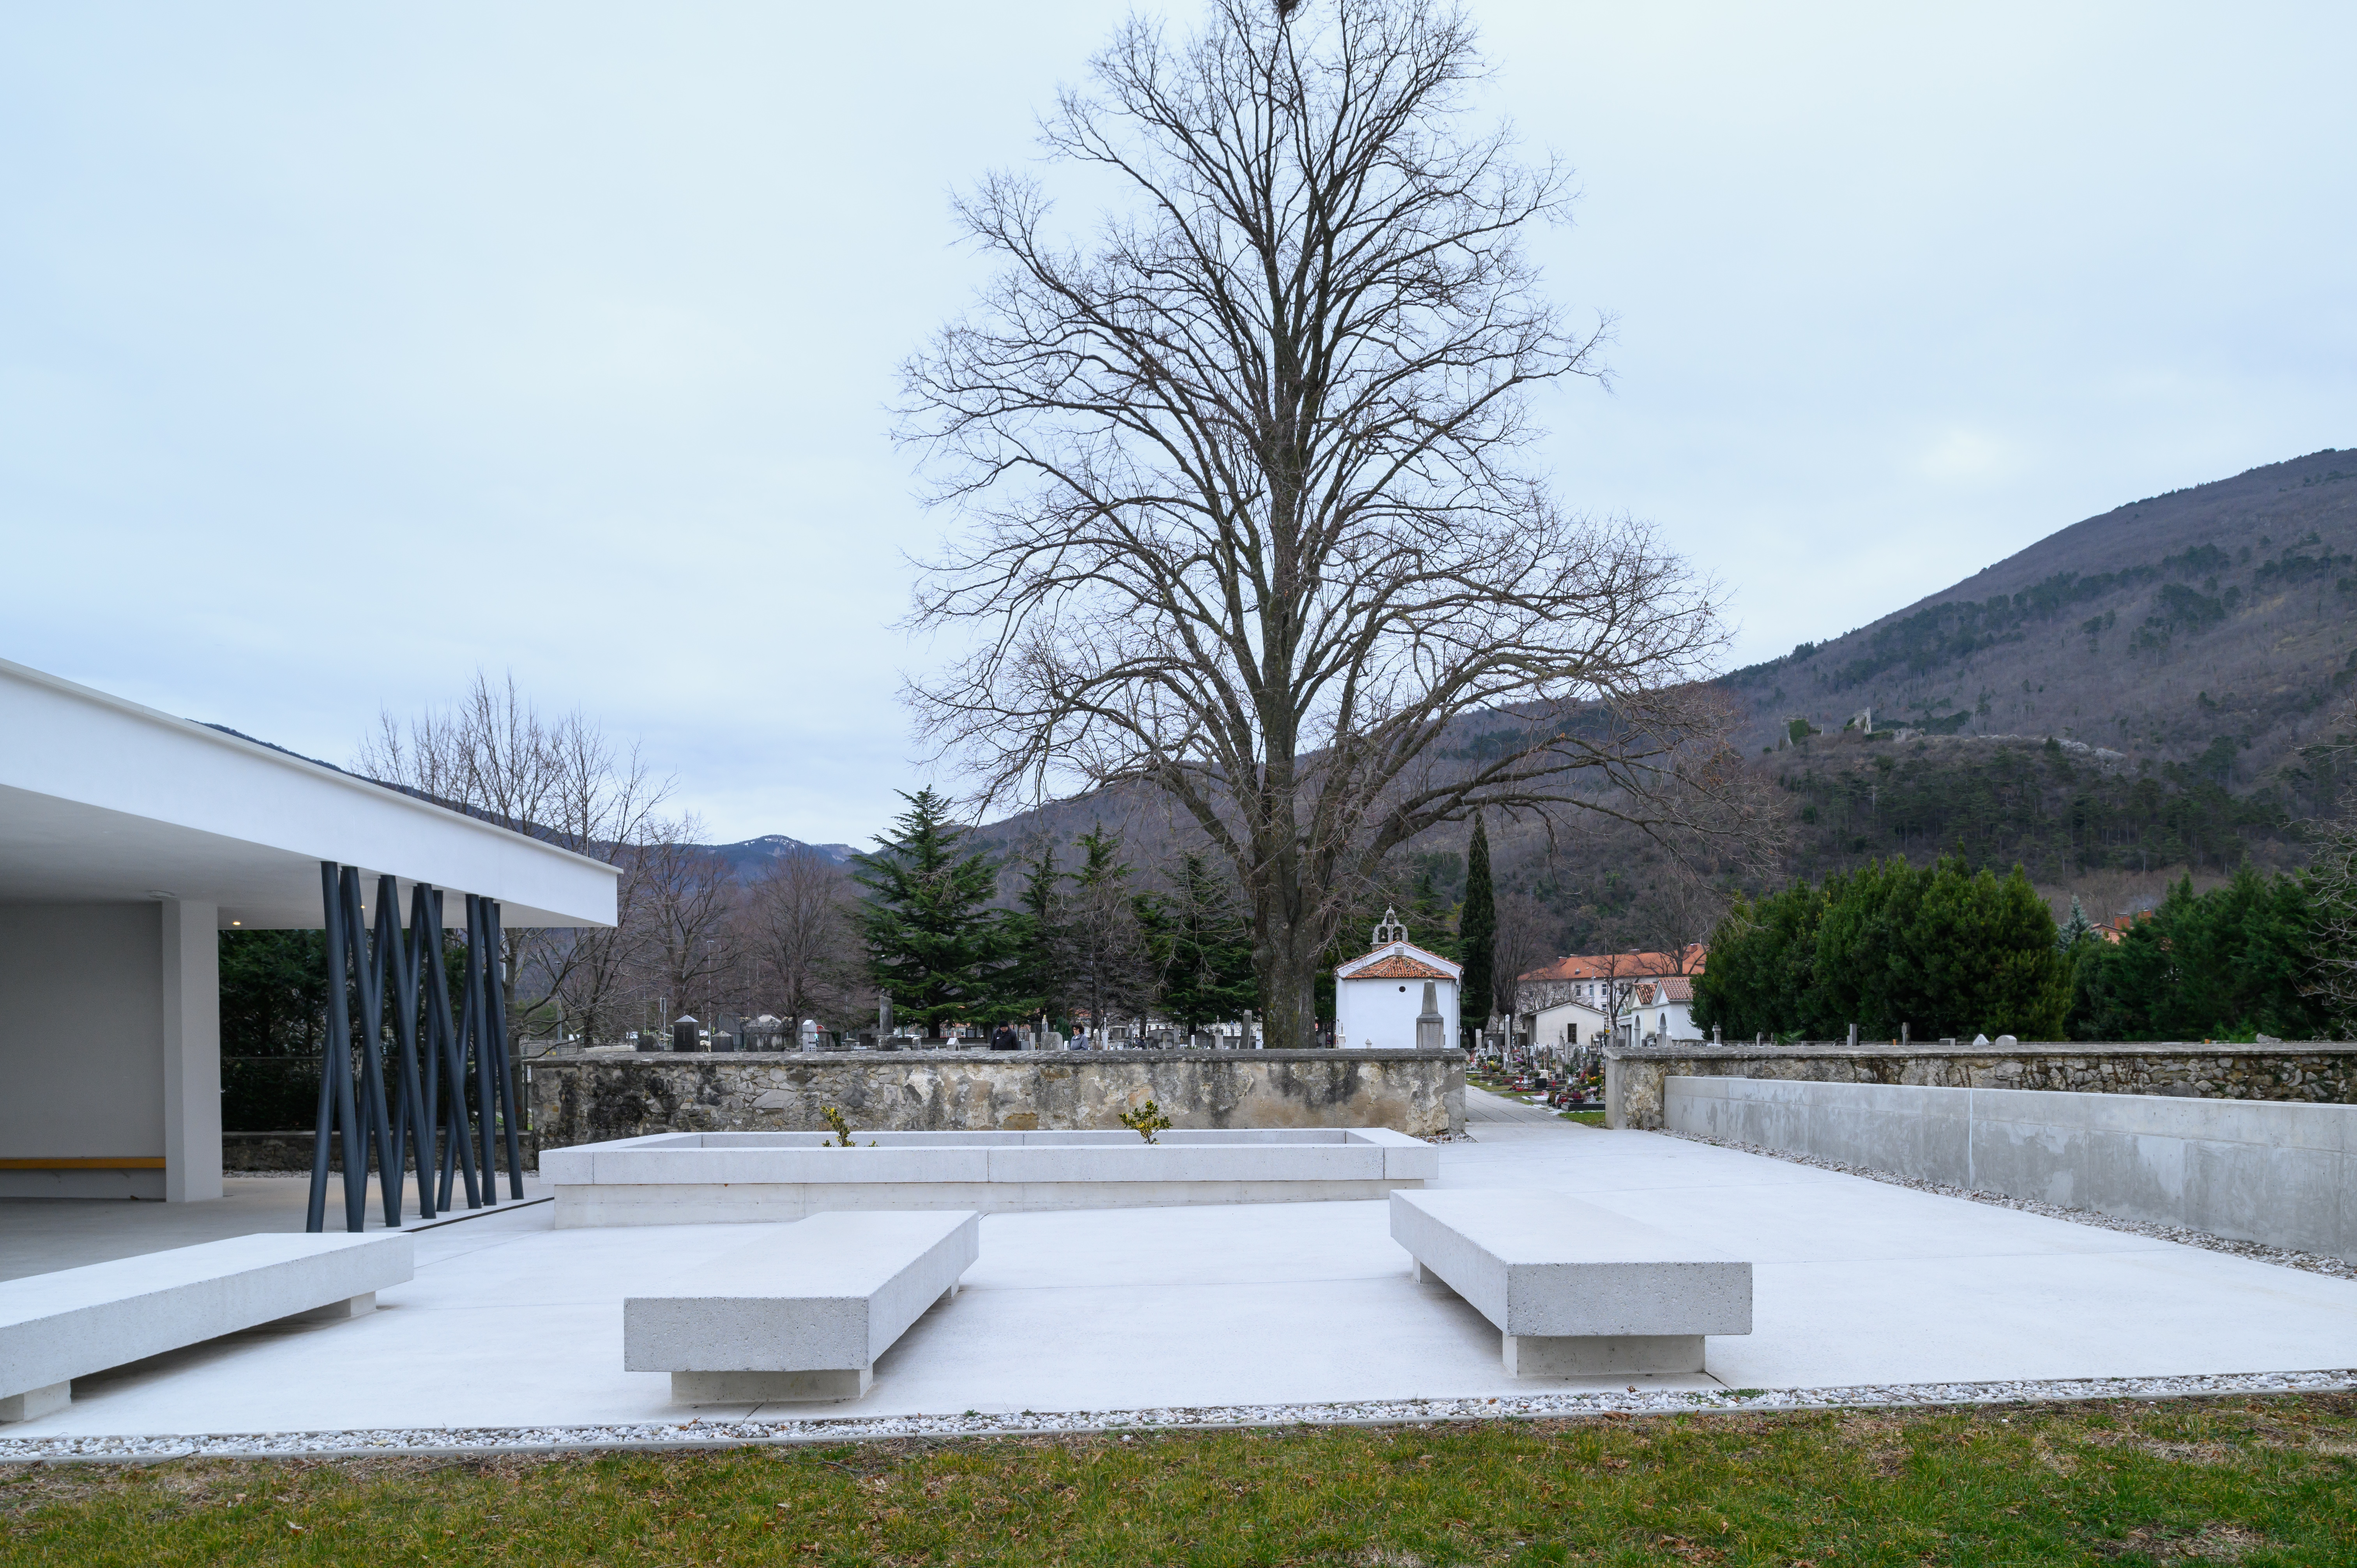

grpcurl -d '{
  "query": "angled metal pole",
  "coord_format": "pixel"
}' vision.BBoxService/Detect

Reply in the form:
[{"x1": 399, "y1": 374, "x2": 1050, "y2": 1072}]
[
  {"x1": 344, "y1": 870, "x2": 397, "y2": 1227},
  {"x1": 466, "y1": 896, "x2": 499, "y2": 1201},
  {"x1": 424, "y1": 886, "x2": 482, "y2": 1211},
  {"x1": 317, "y1": 865, "x2": 365, "y2": 1231},
  {"x1": 333, "y1": 867, "x2": 368, "y2": 1233},
  {"x1": 305, "y1": 860, "x2": 341, "y2": 1233},
  {"x1": 394, "y1": 881, "x2": 436, "y2": 1219},
  {"x1": 485, "y1": 900, "x2": 525, "y2": 1198},
  {"x1": 369, "y1": 874, "x2": 414, "y2": 1224}
]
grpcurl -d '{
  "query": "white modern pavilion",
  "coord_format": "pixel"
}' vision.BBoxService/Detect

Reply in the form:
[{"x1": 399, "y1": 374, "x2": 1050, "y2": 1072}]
[{"x1": 0, "y1": 657, "x2": 617, "y2": 1204}]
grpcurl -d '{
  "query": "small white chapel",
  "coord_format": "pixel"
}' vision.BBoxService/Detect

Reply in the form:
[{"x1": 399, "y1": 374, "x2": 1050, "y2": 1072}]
[{"x1": 1333, "y1": 908, "x2": 1463, "y2": 1050}]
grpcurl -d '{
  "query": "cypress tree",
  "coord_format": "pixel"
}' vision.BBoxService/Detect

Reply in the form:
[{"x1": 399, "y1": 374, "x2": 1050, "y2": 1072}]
[
  {"x1": 852, "y1": 788, "x2": 1011, "y2": 1035},
  {"x1": 1458, "y1": 813, "x2": 1497, "y2": 1037}
]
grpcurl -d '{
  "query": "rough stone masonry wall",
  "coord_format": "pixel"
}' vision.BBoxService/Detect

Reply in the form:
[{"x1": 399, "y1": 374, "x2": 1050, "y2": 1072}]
[
  {"x1": 1603, "y1": 1043, "x2": 2357, "y2": 1130},
  {"x1": 526, "y1": 1049, "x2": 1465, "y2": 1152}
]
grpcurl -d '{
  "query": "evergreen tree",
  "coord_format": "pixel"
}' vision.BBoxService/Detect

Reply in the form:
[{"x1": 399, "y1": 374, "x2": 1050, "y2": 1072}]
[
  {"x1": 2068, "y1": 870, "x2": 2328, "y2": 1040},
  {"x1": 1064, "y1": 825, "x2": 1152, "y2": 1034},
  {"x1": 1690, "y1": 883, "x2": 1825, "y2": 1042},
  {"x1": 1458, "y1": 813, "x2": 1496, "y2": 1035},
  {"x1": 1001, "y1": 842, "x2": 1068, "y2": 1025},
  {"x1": 1139, "y1": 853, "x2": 1259, "y2": 1031},
  {"x1": 2057, "y1": 895, "x2": 2095, "y2": 952},
  {"x1": 853, "y1": 789, "x2": 1011, "y2": 1034},
  {"x1": 1692, "y1": 855, "x2": 2068, "y2": 1040}
]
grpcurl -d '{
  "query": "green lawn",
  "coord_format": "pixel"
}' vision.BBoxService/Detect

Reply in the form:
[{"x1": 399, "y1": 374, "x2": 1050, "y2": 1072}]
[
  {"x1": 7, "y1": 1394, "x2": 2354, "y2": 1564},
  {"x1": 1560, "y1": 1110, "x2": 1607, "y2": 1127}
]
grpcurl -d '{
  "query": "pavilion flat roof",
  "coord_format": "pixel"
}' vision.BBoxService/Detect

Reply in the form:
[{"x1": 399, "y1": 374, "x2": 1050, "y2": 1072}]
[{"x1": 0, "y1": 657, "x2": 617, "y2": 929}]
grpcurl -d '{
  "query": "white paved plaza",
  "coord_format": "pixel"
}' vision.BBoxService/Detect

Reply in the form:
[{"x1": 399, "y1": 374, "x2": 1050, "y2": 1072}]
[{"x1": 4, "y1": 1089, "x2": 2353, "y2": 1441}]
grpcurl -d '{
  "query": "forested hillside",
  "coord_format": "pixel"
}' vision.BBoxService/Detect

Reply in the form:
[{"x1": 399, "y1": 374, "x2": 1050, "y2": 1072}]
[{"x1": 1723, "y1": 449, "x2": 2357, "y2": 784}]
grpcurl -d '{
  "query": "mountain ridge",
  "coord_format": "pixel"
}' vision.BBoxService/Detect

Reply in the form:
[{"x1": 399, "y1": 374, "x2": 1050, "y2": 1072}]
[{"x1": 1723, "y1": 446, "x2": 2357, "y2": 791}]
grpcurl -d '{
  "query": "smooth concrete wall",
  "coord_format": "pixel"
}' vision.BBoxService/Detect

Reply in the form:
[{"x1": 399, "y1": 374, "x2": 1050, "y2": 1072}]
[
  {"x1": 0, "y1": 904, "x2": 165, "y2": 1198},
  {"x1": 0, "y1": 901, "x2": 222, "y2": 1201},
  {"x1": 1667, "y1": 1075, "x2": 2357, "y2": 1263}
]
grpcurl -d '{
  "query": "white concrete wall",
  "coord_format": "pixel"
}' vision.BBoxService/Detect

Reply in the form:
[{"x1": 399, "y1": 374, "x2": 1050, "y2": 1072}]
[
  {"x1": 0, "y1": 901, "x2": 223, "y2": 1201},
  {"x1": 1667, "y1": 1075, "x2": 2357, "y2": 1263},
  {"x1": 0, "y1": 905, "x2": 166, "y2": 1197},
  {"x1": 1336, "y1": 977, "x2": 1459, "y2": 1051}
]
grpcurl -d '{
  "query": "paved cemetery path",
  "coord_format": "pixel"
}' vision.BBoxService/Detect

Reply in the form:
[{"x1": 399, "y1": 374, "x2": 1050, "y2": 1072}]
[{"x1": 1464, "y1": 1083, "x2": 1592, "y2": 1137}]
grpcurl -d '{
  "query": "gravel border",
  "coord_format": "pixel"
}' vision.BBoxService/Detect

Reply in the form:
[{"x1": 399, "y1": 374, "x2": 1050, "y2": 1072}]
[
  {"x1": 1661, "y1": 1128, "x2": 2357, "y2": 1282},
  {"x1": 7, "y1": 1370, "x2": 2352, "y2": 1463}
]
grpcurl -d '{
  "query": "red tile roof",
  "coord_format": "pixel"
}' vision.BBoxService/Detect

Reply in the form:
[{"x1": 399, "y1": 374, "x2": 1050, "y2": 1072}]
[
  {"x1": 1518, "y1": 945, "x2": 1706, "y2": 984},
  {"x1": 1349, "y1": 953, "x2": 1456, "y2": 981}
]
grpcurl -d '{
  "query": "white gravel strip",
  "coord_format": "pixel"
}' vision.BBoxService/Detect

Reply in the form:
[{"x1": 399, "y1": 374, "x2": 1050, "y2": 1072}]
[
  {"x1": 1663, "y1": 1128, "x2": 2357, "y2": 1283},
  {"x1": 6, "y1": 1371, "x2": 2352, "y2": 1463}
]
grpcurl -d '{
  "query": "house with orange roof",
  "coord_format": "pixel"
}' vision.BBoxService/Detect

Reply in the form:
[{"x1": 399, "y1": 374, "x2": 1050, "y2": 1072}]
[{"x1": 1514, "y1": 945, "x2": 1705, "y2": 1016}]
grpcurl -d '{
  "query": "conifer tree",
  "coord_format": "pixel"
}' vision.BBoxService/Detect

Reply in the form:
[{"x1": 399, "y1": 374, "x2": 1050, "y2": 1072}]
[
  {"x1": 1458, "y1": 814, "x2": 1497, "y2": 1037},
  {"x1": 1064, "y1": 825, "x2": 1152, "y2": 1036},
  {"x1": 1140, "y1": 853, "x2": 1259, "y2": 1032},
  {"x1": 2058, "y1": 895, "x2": 2095, "y2": 952},
  {"x1": 1002, "y1": 843, "x2": 1067, "y2": 1025},
  {"x1": 852, "y1": 788, "x2": 1011, "y2": 1034}
]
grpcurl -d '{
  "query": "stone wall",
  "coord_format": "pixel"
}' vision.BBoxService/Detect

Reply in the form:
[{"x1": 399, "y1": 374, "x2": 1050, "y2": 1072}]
[
  {"x1": 526, "y1": 1049, "x2": 1465, "y2": 1151},
  {"x1": 1603, "y1": 1042, "x2": 2357, "y2": 1130}
]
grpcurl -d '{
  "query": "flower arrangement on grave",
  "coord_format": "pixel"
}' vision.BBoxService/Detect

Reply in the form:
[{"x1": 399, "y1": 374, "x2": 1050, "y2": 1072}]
[{"x1": 1117, "y1": 1100, "x2": 1173, "y2": 1144}]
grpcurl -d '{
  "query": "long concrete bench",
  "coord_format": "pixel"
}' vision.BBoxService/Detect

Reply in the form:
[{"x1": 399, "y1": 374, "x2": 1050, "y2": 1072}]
[
  {"x1": 625, "y1": 1210, "x2": 979, "y2": 1403},
  {"x1": 1390, "y1": 1190, "x2": 1750, "y2": 1376},
  {"x1": 0, "y1": 1232, "x2": 413, "y2": 1422}
]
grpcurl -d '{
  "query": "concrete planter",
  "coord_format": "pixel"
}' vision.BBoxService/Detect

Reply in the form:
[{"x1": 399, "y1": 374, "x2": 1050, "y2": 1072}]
[{"x1": 542, "y1": 1127, "x2": 1440, "y2": 1226}]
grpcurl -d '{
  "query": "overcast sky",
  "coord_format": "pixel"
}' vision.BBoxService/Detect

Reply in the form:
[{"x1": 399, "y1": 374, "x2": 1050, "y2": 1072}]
[{"x1": 5, "y1": 2, "x2": 2352, "y2": 845}]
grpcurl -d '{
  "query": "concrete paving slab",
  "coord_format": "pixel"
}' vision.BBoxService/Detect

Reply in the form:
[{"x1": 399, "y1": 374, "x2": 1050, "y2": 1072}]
[
  {"x1": 0, "y1": 1176, "x2": 549, "y2": 1282},
  {"x1": 1, "y1": 1123, "x2": 2352, "y2": 1438}
]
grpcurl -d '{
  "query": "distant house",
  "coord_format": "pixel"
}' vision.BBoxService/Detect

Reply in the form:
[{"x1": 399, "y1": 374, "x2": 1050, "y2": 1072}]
[
  {"x1": 1514, "y1": 945, "x2": 1705, "y2": 1015},
  {"x1": 1334, "y1": 908, "x2": 1462, "y2": 1050},
  {"x1": 1619, "y1": 975, "x2": 1700, "y2": 1046},
  {"x1": 1527, "y1": 995, "x2": 1611, "y2": 1050}
]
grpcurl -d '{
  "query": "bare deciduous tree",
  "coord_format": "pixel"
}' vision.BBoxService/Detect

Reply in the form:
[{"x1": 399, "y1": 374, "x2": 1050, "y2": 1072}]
[
  {"x1": 901, "y1": 0, "x2": 1723, "y2": 1044},
  {"x1": 740, "y1": 853, "x2": 864, "y2": 1033},
  {"x1": 633, "y1": 819, "x2": 739, "y2": 1030},
  {"x1": 1488, "y1": 889, "x2": 1555, "y2": 1021},
  {"x1": 1634, "y1": 866, "x2": 1726, "y2": 971},
  {"x1": 355, "y1": 671, "x2": 667, "y2": 1040}
]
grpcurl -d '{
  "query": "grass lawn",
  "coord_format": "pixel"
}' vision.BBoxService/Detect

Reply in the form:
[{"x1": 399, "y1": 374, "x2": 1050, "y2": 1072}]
[
  {"x1": 7, "y1": 1394, "x2": 2355, "y2": 1565},
  {"x1": 1560, "y1": 1111, "x2": 1607, "y2": 1127}
]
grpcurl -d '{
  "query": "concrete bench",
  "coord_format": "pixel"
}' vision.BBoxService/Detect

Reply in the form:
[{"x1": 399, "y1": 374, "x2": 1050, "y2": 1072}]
[
  {"x1": 1390, "y1": 1190, "x2": 1750, "y2": 1376},
  {"x1": 625, "y1": 1210, "x2": 979, "y2": 1403},
  {"x1": 0, "y1": 1231, "x2": 413, "y2": 1422}
]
